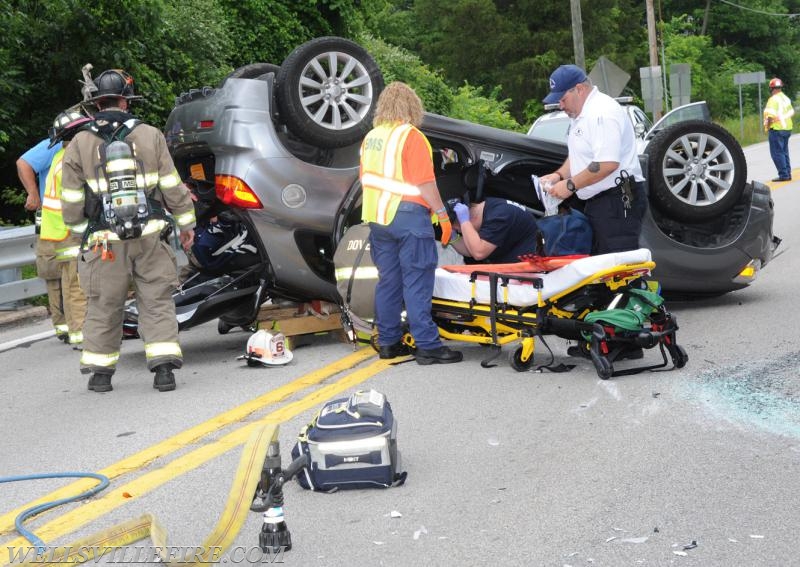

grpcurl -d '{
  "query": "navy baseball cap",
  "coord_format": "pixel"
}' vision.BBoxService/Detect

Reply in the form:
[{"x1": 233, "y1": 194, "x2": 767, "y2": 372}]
[{"x1": 543, "y1": 65, "x2": 588, "y2": 104}]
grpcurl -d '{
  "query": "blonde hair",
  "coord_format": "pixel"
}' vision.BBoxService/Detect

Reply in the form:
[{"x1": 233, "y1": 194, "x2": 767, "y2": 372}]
[{"x1": 373, "y1": 82, "x2": 424, "y2": 128}]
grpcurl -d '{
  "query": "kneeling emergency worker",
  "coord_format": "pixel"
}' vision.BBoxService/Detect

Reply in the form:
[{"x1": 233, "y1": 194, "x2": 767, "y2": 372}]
[{"x1": 60, "y1": 69, "x2": 196, "y2": 393}]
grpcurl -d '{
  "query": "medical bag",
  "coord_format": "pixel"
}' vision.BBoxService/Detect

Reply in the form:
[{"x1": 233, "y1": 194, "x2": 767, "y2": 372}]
[{"x1": 291, "y1": 390, "x2": 406, "y2": 491}]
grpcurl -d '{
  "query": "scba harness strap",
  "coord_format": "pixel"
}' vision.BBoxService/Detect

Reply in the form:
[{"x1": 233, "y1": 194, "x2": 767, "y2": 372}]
[{"x1": 82, "y1": 119, "x2": 173, "y2": 251}]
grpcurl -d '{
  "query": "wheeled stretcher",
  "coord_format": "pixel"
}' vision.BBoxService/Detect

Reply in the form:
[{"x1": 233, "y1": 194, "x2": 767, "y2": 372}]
[{"x1": 425, "y1": 248, "x2": 688, "y2": 379}]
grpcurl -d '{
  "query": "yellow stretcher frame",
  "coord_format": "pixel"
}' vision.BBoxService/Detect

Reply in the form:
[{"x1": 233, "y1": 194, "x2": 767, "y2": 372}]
[{"x1": 420, "y1": 260, "x2": 687, "y2": 377}]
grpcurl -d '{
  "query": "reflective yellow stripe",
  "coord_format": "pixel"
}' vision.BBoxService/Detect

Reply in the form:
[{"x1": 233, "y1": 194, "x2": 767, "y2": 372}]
[
  {"x1": 55, "y1": 324, "x2": 69, "y2": 334},
  {"x1": 174, "y1": 210, "x2": 196, "y2": 227},
  {"x1": 105, "y1": 157, "x2": 136, "y2": 172},
  {"x1": 360, "y1": 173, "x2": 421, "y2": 197},
  {"x1": 55, "y1": 245, "x2": 80, "y2": 261},
  {"x1": 42, "y1": 195, "x2": 63, "y2": 210},
  {"x1": 335, "y1": 266, "x2": 380, "y2": 280},
  {"x1": 81, "y1": 350, "x2": 120, "y2": 368},
  {"x1": 69, "y1": 220, "x2": 88, "y2": 234},
  {"x1": 89, "y1": 219, "x2": 167, "y2": 242},
  {"x1": 69, "y1": 331, "x2": 83, "y2": 344},
  {"x1": 61, "y1": 187, "x2": 85, "y2": 203},
  {"x1": 144, "y1": 342, "x2": 183, "y2": 360},
  {"x1": 160, "y1": 172, "x2": 180, "y2": 188},
  {"x1": 145, "y1": 172, "x2": 159, "y2": 186}
]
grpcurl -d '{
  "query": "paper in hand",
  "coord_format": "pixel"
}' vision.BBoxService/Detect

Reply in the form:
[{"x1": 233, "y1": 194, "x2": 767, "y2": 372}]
[{"x1": 531, "y1": 175, "x2": 563, "y2": 216}]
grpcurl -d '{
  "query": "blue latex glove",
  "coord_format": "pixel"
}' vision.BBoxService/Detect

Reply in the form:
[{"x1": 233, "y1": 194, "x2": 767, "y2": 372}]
[{"x1": 453, "y1": 202, "x2": 470, "y2": 224}]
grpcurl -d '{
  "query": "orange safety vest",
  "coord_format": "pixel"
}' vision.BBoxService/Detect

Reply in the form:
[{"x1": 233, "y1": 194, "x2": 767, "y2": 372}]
[{"x1": 360, "y1": 123, "x2": 431, "y2": 225}]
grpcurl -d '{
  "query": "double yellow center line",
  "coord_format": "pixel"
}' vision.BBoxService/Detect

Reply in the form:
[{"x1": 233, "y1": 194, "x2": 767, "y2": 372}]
[{"x1": 0, "y1": 348, "x2": 393, "y2": 565}]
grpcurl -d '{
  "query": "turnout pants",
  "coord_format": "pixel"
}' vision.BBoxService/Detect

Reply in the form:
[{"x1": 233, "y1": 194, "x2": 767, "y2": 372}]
[
  {"x1": 35, "y1": 238, "x2": 87, "y2": 336},
  {"x1": 78, "y1": 233, "x2": 182, "y2": 376}
]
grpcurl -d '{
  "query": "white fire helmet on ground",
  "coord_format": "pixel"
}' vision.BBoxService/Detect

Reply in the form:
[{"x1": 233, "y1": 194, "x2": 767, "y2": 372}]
[{"x1": 237, "y1": 329, "x2": 293, "y2": 366}]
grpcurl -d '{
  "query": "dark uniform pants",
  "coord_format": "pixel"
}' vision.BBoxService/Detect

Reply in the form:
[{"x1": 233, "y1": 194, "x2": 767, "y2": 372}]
[
  {"x1": 583, "y1": 181, "x2": 647, "y2": 255},
  {"x1": 78, "y1": 233, "x2": 182, "y2": 375},
  {"x1": 369, "y1": 202, "x2": 442, "y2": 351}
]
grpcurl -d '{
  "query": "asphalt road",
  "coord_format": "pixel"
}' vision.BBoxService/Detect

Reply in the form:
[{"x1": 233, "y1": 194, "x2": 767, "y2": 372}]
[{"x1": 0, "y1": 140, "x2": 798, "y2": 567}]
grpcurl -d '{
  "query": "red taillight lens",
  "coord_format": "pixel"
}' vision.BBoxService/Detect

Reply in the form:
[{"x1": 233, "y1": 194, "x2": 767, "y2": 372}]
[
  {"x1": 214, "y1": 175, "x2": 263, "y2": 209},
  {"x1": 199, "y1": 120, "x2": 214, "y2": 129}
]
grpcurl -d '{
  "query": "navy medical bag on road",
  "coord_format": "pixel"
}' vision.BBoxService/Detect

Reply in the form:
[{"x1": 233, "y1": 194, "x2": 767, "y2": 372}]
[{"x1": 291, "y1": 390, "x2": 406, "y2": 491}]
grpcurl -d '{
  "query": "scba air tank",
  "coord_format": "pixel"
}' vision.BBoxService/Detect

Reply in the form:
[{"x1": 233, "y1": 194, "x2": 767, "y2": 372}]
[{"x1": 104, "y1": 140, "x2": 148, "y2": 238}]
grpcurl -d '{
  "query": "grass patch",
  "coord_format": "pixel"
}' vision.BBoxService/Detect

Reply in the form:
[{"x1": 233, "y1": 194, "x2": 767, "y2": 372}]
[{"x1": 20, "y1": 264, "x2": 49, "y2": 307}]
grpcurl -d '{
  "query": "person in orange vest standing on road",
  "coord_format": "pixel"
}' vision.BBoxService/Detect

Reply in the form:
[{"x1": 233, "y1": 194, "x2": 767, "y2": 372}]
[
  {"x1": 359, "y1": 82, "x2": 462, "y2": 365},
  {"x1": 763, "y1": 77, "x2": 794, "y2": 182},
  {"x1": 39, "y1": 109, "x2": 93, "y2": 349}
]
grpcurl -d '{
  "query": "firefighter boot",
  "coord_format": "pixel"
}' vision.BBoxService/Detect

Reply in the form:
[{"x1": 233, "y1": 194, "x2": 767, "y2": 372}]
[
  {"x1": 88, "y1": 372, "x2": 113, "y2": 393},
  {"x1": 153, "y1": 364, "x2": 176, "y2": 392}
]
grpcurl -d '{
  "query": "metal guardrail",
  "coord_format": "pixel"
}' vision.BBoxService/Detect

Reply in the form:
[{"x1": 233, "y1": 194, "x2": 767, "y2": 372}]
[{"x1": 0, "y1": 226, "x2": 46, "y2": 307}]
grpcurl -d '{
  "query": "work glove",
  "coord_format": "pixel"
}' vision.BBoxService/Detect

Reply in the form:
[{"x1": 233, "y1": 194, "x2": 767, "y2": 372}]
[
  {"x1": 453, "y1": 202, "x2": 470, "y2": 224},
  {"x1": 437, "y1": 210, "x2": 453, "y2": 246}
]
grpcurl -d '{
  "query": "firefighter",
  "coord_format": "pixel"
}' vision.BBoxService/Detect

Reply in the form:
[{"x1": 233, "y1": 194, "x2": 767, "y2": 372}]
[
  {"x1": 39, "y1": 109, "x2": 93, "y2": 349},
  {"x1": 17, "y1": 136, "x2": 67, "y2": 341},
  {"x1": 60, "y1": 69, "x2": 196, "y2": 393},
  {"x1": 763, "y1": 77, "x2": 794, "y2": 182}
]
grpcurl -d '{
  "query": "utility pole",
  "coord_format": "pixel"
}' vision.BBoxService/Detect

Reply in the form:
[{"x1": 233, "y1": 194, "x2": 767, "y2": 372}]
[
  {"x1": 570, "y1": 0, "x2": 585, "y2": 70},
  {"x1": 645, "y1": 0, "x2": 662, "y2": 120}
]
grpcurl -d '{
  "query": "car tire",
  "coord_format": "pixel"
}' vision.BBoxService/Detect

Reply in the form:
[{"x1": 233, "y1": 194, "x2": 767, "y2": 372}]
[
  {"x1": 221, "y1": 63, "x2": 281, "y2": 87},
  {"x1": 647, "y1": 120, "x2": 747, "y2": 222},
  {"x1": 276, "y1": 36, "x2": 384, "y2": 148}
]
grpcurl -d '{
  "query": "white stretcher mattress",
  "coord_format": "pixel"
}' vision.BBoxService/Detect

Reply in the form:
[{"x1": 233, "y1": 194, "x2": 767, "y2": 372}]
[{"x1": 433, "y1": 248, "x2": 652, "y2": 306}]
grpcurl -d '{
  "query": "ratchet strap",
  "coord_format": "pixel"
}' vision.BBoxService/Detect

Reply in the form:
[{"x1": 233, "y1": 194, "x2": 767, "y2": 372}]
[{"x1": 6, "y1": 423, "x2": 278, "y2": 566}]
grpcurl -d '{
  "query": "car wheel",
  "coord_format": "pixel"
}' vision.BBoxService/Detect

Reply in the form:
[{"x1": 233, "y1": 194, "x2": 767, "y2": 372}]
[
  {"x1": 647, "y1": 120, "x2": 746, "y2": 222},
  {"x1": 276, "y1": 36, "x2": 384, "y2": 148},
  {"x1": 221, "y1": 62, "x2": 280, "y2": 86}
]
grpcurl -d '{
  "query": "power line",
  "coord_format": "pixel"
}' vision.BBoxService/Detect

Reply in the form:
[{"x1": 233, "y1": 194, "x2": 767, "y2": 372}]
[{"x1": 716, "y1": 0, "x2": 800, "y2": 17}]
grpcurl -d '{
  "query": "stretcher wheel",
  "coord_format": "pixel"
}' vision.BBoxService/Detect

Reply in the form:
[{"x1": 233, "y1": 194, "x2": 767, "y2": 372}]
[
  {"x1": 218, "y1": 319, "x2": 234, "y2": 334},
  {"x1": 591, "y1": 354, "x2": 613, "y2": 380},
  {"x1": 671, "y1": 344, "x2": 688, "y2": 368},
  {"x1": 509, "y1": 347, "x2": 534, "y2": 372}
]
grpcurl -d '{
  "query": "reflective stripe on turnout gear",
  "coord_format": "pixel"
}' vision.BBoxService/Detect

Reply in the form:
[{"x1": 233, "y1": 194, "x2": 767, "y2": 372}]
[
  {"x1": 144, "y1": 342, "x2": 183, "y2": 361},
  {"x1": 87, "y1": 219, "x2": 168, "y2": 243},
  {"x1": 81, "y1": 350, "x2": 120, "y2": 369},
  {"x1": 55, "y1": 244, "x2": 80, "y2": 262}
]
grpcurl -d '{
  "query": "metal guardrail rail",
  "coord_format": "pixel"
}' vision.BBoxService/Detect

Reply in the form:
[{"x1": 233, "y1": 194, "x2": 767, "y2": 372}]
[{"x1": 0, "y1": 226, "x2": 46, "y2": 306}]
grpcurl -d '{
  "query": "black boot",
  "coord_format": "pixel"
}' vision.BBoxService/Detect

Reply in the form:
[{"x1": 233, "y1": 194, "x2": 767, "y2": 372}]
[
  {"x1": 378, "y1": 341, "x2": 411, "y2": 359},
  {"x1": 153, "y1": 364, "x2": 177, "y2": 392},
  {"x1": 415, "y1": 346, "x2": 463, "y2": 365},
  {"x1": 87, "y1": 372, "x2": 113, "y2": 392}
]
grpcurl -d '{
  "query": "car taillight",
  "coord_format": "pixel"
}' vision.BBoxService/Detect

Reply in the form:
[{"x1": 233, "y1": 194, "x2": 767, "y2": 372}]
[
  {"x1": 214, "y1": 175, "x2": 263, "y2": 209},
  {"x1": 199, "y1": 120, "x2": 215, "y2": 129}
]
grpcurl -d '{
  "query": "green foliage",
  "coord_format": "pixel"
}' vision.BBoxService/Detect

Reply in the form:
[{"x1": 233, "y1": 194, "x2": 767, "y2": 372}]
[
  {"x1": 449, "y1": 83, "x2": 523, "y2": 132},
  {"x1": 359, "y1": 35, "x2": 453, "y2": 115}
]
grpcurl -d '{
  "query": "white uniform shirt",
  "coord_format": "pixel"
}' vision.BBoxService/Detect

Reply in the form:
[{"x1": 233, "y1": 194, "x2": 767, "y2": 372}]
[{"x1": 567, "y1": 87, "x2": 644, "y2": 199}]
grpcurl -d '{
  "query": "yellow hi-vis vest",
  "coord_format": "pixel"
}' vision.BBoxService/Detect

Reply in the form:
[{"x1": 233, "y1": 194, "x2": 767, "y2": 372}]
[
  {"x1": 41, "y1": 148, "x2": 70, "y2": 243},
  {"x1": 360, "y1": 123, "x2": 431, "y2": 225},
  {"x1": 764, "y1": 91, "x2": 794, "y2": 131}
]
